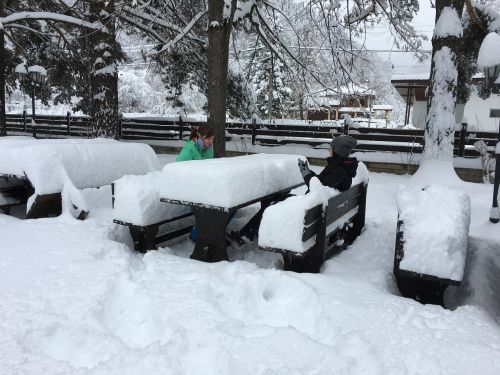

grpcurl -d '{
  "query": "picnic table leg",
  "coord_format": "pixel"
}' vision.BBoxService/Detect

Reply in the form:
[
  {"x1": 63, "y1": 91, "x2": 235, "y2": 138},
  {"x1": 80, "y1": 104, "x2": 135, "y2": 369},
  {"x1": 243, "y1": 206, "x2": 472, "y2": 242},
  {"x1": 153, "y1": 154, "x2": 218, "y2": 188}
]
[{"x1": 190, "y1": 207, "x2": 231, "y2": 262}]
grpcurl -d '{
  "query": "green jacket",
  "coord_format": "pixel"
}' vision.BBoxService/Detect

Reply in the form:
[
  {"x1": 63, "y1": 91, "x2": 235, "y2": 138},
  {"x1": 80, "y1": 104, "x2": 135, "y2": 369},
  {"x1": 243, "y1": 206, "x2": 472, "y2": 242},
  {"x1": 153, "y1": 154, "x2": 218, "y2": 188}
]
[{"x1": 176, "y1": 140, "x2": 214, "y2": 162}]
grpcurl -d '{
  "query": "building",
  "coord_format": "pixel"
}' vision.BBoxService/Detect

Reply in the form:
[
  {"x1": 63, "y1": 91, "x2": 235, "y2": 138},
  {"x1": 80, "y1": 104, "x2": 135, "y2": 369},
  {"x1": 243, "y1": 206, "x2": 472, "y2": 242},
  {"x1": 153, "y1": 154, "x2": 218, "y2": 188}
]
[
  {"x1": 392, "y1": 74, "x2": 500, "y2": 131},
  {"x1": 292, "y1": 86, "x2": 392, "y2": 124}
]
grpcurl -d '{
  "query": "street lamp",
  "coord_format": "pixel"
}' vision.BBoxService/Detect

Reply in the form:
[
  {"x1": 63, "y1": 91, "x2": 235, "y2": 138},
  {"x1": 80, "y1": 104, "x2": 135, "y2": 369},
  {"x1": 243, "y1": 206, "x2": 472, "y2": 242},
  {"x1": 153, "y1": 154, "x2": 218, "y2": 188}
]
[
  {"x1": 15, "y1": 63, "x2": 47, "y2": 136},
  {"x1": 478, "y1": 32, "x2": 500, "y2": 223}
]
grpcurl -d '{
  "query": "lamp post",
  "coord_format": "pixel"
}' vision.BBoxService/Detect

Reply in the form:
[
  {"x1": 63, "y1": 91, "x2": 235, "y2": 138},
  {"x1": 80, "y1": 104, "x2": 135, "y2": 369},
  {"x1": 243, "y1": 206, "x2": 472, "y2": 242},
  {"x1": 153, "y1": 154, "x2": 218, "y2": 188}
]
[
  {"x1": 15, "y1": 63, "x2": 47, "y2": 137},
  {"x1": 478, "y1": 32, "x2": 500, "y2": 223}
]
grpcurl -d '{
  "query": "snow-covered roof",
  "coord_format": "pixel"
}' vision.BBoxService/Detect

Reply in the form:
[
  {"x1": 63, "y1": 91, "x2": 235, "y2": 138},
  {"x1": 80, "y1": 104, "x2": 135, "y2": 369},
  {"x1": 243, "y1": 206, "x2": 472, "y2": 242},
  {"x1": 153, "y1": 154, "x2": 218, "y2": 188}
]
[
  {"x1": 391, "y1": 73, "x2": 430, "y2": 81},
  {"x1": 372, "y1": 105, "x2": 393, "y2": 111},
  {"x1": 0, "y1": 137, "x2": 160, "y2": 195},
  {"x1": 159, "y1": 154, "x2": 305, "y2": 209}
]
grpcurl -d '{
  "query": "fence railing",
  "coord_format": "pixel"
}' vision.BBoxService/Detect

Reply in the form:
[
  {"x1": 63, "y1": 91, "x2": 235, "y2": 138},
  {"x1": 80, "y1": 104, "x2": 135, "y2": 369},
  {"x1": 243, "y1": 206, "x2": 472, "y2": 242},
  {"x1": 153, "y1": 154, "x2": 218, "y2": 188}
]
[{"x1": 5, "y1": 112, "x2": 498, "y2": 158}]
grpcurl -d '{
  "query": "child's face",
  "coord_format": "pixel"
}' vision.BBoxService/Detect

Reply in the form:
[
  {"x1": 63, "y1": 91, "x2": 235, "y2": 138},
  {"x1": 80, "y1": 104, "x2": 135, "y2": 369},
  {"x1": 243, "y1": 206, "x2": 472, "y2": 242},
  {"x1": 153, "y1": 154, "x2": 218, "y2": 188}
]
[{"x1": 202, "y1": 136, "x2": 214, "y2": 148}]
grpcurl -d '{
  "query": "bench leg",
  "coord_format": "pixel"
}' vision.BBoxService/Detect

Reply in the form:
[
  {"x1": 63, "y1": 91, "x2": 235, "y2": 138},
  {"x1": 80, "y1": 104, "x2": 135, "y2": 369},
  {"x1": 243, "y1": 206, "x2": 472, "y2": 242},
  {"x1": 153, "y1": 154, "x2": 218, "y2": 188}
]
[
  {"x1": 395, "y1": 274, "x2": 448, "y2": 307},
  {"x1": 283, "y1": 249, "x2": 322, "y2": 273},
  {"x1": 190, "y1": 207, "x2": 230, "y2": 263},
  {"x1": 129, "y1": 225, "x2": 158, "y2": 253}
]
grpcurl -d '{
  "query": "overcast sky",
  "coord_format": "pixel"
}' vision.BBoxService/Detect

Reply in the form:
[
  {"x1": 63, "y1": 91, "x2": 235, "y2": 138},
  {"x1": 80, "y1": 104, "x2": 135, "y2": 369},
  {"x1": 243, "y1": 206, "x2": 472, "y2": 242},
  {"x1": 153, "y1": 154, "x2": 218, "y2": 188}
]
[{"x1": 364, "y1": 0, "x2": 436, "y2": 79}]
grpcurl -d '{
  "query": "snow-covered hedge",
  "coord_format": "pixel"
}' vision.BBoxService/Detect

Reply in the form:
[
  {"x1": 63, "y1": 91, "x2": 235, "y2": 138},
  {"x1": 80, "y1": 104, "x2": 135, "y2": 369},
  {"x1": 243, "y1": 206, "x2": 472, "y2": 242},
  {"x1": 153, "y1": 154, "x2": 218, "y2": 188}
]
[
  {"x1": 159, "y1": 154, "x2": 306, "y2": 209},
  {"x1": 113, "y1": 171, "x2": 191, "y2": 227},
  {"x1": 397, "y1": 185, "x2": 471, "y2": 282},
  {"x1": 0, "y1": 137, "x2": 160, "y2": 195},
  {"x1": 258, "y1": 163, "x2": 369, "y2": 253}
]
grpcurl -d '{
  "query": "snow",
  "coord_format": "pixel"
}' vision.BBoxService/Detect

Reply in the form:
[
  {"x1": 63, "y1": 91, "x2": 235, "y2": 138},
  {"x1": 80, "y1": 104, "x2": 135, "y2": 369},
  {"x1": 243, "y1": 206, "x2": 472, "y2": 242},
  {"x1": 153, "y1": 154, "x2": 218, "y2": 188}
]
[
  {"x1": 159, "y1": 154, "x2": 306, "y2": 209},
  {"x1": 259, "y1": 163, "x2": 369, "y2": 253},
  {"x1": 433, "y1": 7, "x2": 463, "y2": 38},
  {"x1": 0, "y1": 138, "x2": 160, "y2": 197},
  {"x1": 2, "y1": 165, "x2": 500, "y2": 374},
  {"x1": 113, "y1": 171, "x2": 191, "y2": 226},
  {"x1": 14, "y1": 63, "x2": 27, "y2": 74},
  {"x1": 497, "y1": 142, "x2": 500, "y2": 154},
  {"x1": 477, "y1": 32, "x2": 500, "y2": 68},
  {"x1": 397, "y1": 185, "x2": 470, "y2": 281},
  {"x1": 27, "y1": 65, "x2": 47, "y2": 76}
]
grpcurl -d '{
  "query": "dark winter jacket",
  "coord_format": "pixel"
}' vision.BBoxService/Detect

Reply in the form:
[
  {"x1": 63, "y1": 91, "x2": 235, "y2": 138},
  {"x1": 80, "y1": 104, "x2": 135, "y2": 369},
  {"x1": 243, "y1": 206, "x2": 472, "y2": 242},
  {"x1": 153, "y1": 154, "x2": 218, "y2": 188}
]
[{"x1": 304, "y1": 154, "x2": 358, "y2": 192}]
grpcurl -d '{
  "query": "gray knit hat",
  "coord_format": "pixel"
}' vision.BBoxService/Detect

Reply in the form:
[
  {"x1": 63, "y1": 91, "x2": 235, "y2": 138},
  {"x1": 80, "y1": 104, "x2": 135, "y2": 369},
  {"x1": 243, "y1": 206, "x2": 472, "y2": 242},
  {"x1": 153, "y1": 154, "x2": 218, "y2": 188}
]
[{"x1": 330, "y1": 135, "x2": 357, "y2": 158}]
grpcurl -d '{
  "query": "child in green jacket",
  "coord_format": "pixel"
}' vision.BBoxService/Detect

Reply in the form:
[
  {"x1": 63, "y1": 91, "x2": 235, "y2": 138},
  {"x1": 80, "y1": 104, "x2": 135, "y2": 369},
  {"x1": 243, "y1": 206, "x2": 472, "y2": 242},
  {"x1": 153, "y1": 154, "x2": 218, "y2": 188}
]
[
  {"x1": 176, "y1": 124, "x2": 215, "y2": 161},
  {"x1": 177, "y1": 124, "x2": 215, "y2": 241}
]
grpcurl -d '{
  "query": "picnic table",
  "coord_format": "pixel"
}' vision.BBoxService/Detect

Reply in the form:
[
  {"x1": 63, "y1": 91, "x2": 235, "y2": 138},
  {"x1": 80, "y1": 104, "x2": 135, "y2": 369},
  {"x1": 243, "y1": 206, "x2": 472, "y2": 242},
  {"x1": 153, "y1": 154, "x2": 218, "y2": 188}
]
[
  {"x1": 0, "y1": 137, "x2": 159, "y2": 218},
  {"x1": 159, "y1": 154, "x2": 305, "y2": 262}
]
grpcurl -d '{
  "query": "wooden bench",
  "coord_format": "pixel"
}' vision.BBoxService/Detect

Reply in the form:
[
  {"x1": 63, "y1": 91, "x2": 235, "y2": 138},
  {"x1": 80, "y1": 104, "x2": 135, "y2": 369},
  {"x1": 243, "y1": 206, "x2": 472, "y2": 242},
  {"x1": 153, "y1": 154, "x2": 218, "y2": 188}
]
[
  {"x1": 259, "y1": 182, "x2": 368, "y2": 273},
  {"x1": 393, "y1": 218, "x2": 461, "y2": 306},
  {"x1": 111, "y1": 182, "x2": 194, "y2": 252}
]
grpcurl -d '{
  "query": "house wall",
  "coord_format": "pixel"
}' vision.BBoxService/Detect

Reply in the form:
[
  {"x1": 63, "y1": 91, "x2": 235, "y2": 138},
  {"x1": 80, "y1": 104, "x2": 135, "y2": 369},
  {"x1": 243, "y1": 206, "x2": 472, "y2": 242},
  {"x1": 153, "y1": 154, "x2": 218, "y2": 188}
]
[
  {"x1": 408, "y1": 90, "x2": 500, "y2": 131},
  {"x1": 464, "y1": 90, "x2": 500, "y2": 132}
]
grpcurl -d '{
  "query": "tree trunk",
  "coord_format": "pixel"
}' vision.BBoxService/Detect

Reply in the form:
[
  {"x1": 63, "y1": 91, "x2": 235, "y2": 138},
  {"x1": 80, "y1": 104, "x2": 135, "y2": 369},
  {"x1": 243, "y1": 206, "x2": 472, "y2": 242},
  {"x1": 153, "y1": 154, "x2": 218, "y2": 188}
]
[
  {"x1": 0, "y1": 0, "x2": 6, "y2": 137},
  {"x1": 424, "y1": 0, "x2": 465, "y2": 161},
  {"x1": 89, "y1": 0, "x2": 119, "y2": 138},
  {"x1": 207, "y1": 0, "x2": 236, "y2": 157}
]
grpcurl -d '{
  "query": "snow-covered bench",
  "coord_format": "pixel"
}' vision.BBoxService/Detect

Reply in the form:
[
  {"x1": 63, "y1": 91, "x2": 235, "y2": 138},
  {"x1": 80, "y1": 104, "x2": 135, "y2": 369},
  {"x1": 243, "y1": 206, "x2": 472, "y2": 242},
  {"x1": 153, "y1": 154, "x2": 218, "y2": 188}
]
[
  {"x1": 393, "y1": 185, "x2": 471, "y2": 306},
  {"x1": 258, "y1": 163, "x2": 369, "y2": 273},
  {"x1": 112, "y1": 172, "x2": 194, "y2": 252},
  {"x1": 0, "y1": 137, "x2": 159, "y2": 219}
]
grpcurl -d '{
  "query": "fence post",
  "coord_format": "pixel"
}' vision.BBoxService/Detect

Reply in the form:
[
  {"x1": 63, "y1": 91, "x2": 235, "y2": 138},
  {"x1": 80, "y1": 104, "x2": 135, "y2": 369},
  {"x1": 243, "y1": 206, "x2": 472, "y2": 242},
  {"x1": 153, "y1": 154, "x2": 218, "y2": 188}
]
[
  {"x1": 458, "y1": 122, "x2": 467, "y2": 157},
  {"x1": 251, "y1": 118, "x2": 257, "y2": 145},
  {"x1": 179, "y1": 115, "x2": 183, "y2": 140},
  {"x1": 117, "y1": 113, "x2": 123, "y2": 140},
  {"x1": 343, "y1": 120, "x2": 349, "y2": 135},
  {"x1": 66, "y1": 111, "x2": 71, "y2": 136},
  {"x1": 23, "y1": 110, "x2": 27, "y2": 133}
]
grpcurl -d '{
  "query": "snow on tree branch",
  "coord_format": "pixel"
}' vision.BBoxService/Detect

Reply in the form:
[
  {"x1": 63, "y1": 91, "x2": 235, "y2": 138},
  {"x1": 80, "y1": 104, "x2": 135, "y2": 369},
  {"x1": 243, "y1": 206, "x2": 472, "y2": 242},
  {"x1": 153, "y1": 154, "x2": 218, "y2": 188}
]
[
  {"x1": 152, "y1": 9, "x2": 208, "y2": 55},
  {"x1": 0, "y1": 12, "x2": 100, "y2": 30}
]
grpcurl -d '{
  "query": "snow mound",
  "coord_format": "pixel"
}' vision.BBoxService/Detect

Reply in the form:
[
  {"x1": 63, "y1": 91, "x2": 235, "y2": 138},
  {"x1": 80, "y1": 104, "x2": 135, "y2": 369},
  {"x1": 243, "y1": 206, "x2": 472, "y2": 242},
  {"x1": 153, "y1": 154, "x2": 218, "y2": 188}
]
[
  {"x1": 0, "y1": 138, "x2": 160, "y2": 195},
  {"x1": 397, "y1": 185, "x2": 470, "y2": 281},
  {"x1": 159, "y1": 154, "x2": 306, "y2": 209},
  {"x1": 259, "y1": 162, "x2": 369, "y2": 253},
  {"x1": 478, "y1": 32, "x2": 500, "y2": 68},
  {"x1": 113, "y1": 171, "x2": 191, "y2": 226}
]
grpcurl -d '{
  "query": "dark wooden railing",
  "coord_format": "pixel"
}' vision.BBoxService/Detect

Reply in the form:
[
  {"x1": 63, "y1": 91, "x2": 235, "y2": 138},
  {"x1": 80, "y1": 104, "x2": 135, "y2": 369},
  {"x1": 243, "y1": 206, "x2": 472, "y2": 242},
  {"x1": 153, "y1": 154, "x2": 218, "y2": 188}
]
[{"x1": 4, "y1": 112, "x2": 498, "y2": 157}]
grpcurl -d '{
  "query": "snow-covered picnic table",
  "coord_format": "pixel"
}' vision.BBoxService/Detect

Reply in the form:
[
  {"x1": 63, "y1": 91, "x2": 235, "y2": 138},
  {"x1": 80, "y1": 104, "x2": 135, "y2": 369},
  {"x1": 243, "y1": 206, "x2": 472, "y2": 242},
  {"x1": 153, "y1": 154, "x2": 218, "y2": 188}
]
[
  {"x1": 0, "y1": 137, "x2": 159, "y2": 218},
  {"x1": 159, "y1": 154, "x2": 305, "y2": 262}
]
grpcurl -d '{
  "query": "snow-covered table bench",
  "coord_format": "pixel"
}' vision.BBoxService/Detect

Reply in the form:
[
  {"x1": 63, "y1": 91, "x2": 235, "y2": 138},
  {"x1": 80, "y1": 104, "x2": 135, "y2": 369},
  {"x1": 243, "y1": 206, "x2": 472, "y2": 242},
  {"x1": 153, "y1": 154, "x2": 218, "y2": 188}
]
[
  {"x1": 393, "y1": 185, "x2": 471, "y2": 306},
  {"x1": 112, "y1": 172, "x2": 193, "y2": 252},
  {"x1": 159, "y1": 154, "x2": 305, "y2": 262},
  {"x1": 0, "y1": 137, "x2": 159, "y2": 218},
  {"x1": 258, "y1": 163, "x2": 369, "y2": 273}
]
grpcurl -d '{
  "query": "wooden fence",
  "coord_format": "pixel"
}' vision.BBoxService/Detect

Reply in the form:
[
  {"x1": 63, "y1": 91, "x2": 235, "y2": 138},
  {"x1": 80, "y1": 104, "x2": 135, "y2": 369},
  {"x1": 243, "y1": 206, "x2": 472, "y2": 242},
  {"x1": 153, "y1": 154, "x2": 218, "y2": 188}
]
[{"x1": 5, "y1": 112, "x2": 498, "y2": 158}]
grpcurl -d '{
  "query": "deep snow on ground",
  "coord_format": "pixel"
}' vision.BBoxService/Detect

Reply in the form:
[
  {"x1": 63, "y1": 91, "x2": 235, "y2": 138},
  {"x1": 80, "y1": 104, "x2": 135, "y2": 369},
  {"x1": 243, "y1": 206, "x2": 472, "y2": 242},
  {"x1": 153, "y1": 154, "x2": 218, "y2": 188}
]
[{"x1": 1, "y1": 164, "x2": 500, "y2": 374}]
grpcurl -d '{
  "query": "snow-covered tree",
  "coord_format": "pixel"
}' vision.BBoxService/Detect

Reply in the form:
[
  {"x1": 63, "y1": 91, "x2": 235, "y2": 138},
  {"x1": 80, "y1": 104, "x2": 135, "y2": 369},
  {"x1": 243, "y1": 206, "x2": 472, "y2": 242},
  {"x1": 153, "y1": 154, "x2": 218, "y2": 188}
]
[
  {"x1": 250, "y1": 42, "x2": 292, "y2": 119},
  {"x1": 0, "y1": 1, "x2": 100, "y2": 135},
  {"x1": 421, "y1": 0, "x2": 500, "y2": 174}
]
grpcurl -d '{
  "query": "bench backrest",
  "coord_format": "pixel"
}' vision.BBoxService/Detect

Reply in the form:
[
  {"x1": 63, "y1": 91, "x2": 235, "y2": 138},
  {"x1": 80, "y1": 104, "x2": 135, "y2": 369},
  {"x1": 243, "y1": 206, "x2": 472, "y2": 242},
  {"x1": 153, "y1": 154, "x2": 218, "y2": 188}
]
[{"x1": 302, "y1": 182, "x2": 367, "y2": 260}]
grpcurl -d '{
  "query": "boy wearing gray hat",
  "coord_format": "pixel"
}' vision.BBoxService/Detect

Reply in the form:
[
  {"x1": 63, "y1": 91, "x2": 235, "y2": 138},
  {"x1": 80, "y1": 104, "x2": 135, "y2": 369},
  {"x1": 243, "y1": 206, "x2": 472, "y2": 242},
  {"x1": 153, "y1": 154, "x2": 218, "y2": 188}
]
[{"x1": 298, "y1": 135, "x2": 358, "y2": 192}]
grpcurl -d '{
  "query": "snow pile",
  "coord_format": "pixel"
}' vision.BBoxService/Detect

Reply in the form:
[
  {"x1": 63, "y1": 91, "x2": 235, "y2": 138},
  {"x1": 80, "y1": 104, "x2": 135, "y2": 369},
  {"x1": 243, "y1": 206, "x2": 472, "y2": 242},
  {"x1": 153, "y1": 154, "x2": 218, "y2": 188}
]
[
  {"x1": 0, "y1": 138, "x2": 160, "y2": 195},
  {"x1": 397, "y1": 185, "x2": 470, "y2": 281},
  {"x1": 259, "y1": 163, "x2": 369, "y2": 253},
  {"x1": 478, "y1": 32, "x2": 500, "y2": 68},
  {"x1": 159, "y1": 154, "x2": 305, "y2": 208},
  {"x1": 434, "y1": 7, "x2": 463, "y2": 38},
  {"x1": 113, "y1": 171, "x2": 191, "y2": 226}
]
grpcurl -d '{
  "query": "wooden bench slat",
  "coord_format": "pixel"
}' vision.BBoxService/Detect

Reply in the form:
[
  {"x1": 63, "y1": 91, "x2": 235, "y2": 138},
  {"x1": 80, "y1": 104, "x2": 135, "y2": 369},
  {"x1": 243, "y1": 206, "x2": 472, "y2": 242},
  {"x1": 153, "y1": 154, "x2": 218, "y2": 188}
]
[
  {"x1": 326, "y1": 195, "x2": 360, "y2": 226},
  {"x1": 304, "y1": 204, "x2": 322, "y2": 226}
]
